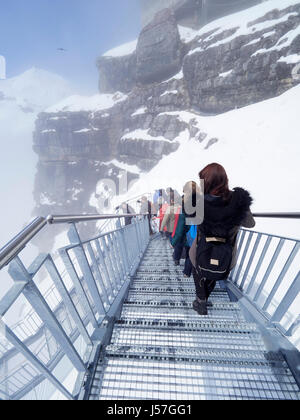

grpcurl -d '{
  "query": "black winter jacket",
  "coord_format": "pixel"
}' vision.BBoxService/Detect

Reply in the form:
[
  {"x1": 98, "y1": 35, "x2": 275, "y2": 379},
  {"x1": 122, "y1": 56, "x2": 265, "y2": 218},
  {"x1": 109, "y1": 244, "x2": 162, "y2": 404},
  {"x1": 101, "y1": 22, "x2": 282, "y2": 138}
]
[{"x1": 199, "y1": 188, "x2": 254, "y2": 241}]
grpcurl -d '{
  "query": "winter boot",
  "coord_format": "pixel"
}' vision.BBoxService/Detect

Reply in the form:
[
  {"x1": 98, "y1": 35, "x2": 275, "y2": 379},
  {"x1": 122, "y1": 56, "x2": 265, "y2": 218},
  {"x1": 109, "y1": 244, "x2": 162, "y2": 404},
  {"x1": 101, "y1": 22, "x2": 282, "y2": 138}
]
[{"x1": 193, "y1": 299, "x2": 208, "y2": 316}]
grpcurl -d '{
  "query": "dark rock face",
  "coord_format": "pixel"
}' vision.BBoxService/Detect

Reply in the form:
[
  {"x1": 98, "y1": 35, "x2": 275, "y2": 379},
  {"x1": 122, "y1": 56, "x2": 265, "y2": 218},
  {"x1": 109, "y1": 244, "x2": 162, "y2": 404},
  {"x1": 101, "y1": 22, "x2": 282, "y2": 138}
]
[
  {"x1": 33, "y1": 76, "x2": 192, "y2": 216},
  {"x1": 97, "y1": 8, "x2": 184, "y2": 93},
  {"x1": 118, "y1": 136, "x2": 180, "y2": 172},
  {"x1": 34, "y1": 112, "x2": 112, "y2": 161},
  {"x1": 97, "y1": 53, "x2": 137, "y2": 94},
  {"x1": 141, "y1": 0, "x2": 262, "y2": 30},
  {"x1": 136, "y1": 8, "x2": 183, "y2": 84}
]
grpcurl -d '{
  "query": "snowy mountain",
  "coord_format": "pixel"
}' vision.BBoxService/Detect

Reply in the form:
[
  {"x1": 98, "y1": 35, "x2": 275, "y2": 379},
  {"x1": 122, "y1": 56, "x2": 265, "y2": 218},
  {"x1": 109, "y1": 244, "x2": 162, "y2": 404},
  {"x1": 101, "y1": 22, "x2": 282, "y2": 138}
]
[
  {"x1": 31, "y1": 0, "x2": 300, "y2": 240},
  {"x1": 0, "y1": 68, "x2": 73, "y2": 246},
  {"x1": 0, "y1": 67, "x2": 73, "y2": 112},
  {"x1": 118, "y1": 83, "x2": 300, "y2": 239}
]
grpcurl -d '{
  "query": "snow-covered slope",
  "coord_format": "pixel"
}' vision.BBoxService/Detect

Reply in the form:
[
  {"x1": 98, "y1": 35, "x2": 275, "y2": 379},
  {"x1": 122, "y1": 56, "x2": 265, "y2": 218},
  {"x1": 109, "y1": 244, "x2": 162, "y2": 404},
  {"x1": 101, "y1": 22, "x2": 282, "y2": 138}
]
[
  {"x1": 119, "y1": 83, "x2": 300, "y2": 239},
  {"x1": 0, "y1": 68, "x2": 74, "y2": 246},
  {"x1": 46, "y1": 91, "x2": 128, "y2": 113},
  {"x1": 102, "y1": 40, "x2": 138, "y2": 58},
  {"x1": 179, "y1": 0, "x2": 300, "y2": 47}
]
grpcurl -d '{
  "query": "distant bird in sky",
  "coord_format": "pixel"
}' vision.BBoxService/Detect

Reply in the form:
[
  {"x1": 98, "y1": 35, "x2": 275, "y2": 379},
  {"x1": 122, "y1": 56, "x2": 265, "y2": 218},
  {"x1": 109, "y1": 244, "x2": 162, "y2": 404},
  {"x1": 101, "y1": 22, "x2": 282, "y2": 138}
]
[{"x1": 57, "y1": 48, "x2": 67, "y2": 52}]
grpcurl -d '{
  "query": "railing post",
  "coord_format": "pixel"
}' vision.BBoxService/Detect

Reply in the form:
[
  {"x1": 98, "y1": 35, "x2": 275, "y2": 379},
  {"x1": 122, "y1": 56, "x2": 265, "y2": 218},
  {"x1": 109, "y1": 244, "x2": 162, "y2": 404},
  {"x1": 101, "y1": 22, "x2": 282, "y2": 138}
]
[
  {"x1": 44, "y1": 255, "x2": 93, "y2": 346},
  {"x1": 263, "y1": 242, "x2": 300, "y2": 311},
  {"x1": 271, "y1": 271, "x2": 300, "y2": 324},
  {"x1": 245, "y1": 236, "x2": 272, "y2": 295},
  {"x1": 99, "y1": 236, "x2": 120, "y2": 291},
  {"x1": 86, "y1": 243, "x2": 110, "y2": 310},
  {"x1": 94, "y1": 238, "x2": 115, "y2": 299},
  {"x1": 133, "y1": 217, "x2": 142, "y2": 257},
  {"x1": 239, "y1": 233, "x2": 262, "y2": 290},
  {"x1": 253, "y1": 239, "x2": 285, "y2": 303},
  {"x1": 234, "y1": 232, "x2": 253, "y2": 287},
  {"x1": 230, "y1": 230, "x2": 246, "y2": 283},
  {"x1": 141, "y1": 216, "x2": 149, "y2": 252},
  {"x1": 67, "y1": 224, "x2": 106, "y2": 320},
  {"x1": 59, "y1": 247, "x2": 98, "y2": 329},
  {"x1": 116, "y1": 220, "x2": 130, "y2": 275},
  {"x1": 108, "y1": 233, "x2": 124, "y2": 283}
]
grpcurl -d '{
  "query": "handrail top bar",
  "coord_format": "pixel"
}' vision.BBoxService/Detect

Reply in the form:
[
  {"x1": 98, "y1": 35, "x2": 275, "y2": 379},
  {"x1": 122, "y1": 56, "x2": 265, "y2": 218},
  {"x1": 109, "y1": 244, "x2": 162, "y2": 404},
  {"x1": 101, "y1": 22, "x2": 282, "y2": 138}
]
[
  {"x1": 241, "y1": 228, "x2": 300, "y2": 244},
  {"x1": 0, "y1": 213, "x2": 147, "y2": 270},
  {"x1": 253, "y1": 212, "x2": 300, "y2": 219},
  {"x1": 1, "y1": 211, "x2": 299, "y2": 271},
  {"x1": 47, "y1": 213, "x2": 148, "y2": 224},
  {"x1": 0, "y1": 217, "x2": 47, "y2": 270}
]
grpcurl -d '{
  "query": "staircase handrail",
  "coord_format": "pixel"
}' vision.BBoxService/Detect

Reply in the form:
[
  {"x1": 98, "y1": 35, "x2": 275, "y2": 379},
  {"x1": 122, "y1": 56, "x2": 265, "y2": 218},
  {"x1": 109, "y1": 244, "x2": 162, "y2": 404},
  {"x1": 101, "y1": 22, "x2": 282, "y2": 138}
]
[{"x1": 0, "y1": 213, "x2": 148, "y2": 270}]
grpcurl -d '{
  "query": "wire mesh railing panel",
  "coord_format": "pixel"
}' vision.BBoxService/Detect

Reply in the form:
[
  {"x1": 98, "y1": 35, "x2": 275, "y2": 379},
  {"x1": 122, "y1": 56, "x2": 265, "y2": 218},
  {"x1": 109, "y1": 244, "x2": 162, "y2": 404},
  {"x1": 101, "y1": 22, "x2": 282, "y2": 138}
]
[
  {"x1": 0, "y1": 216, "x2": 150, "y2": 399},
  {"x1": 229, "y1": 229, "x2": 300, "y2": 340},
  {"x1": 20, "y1": 377, "x2": 67, "y2": 401},
  {"x1": 0, "y1": 344, "x2": 46, "y2": 400},
  {"x1": 0, "y1": 362, "x2": 40, "y2": 399}
]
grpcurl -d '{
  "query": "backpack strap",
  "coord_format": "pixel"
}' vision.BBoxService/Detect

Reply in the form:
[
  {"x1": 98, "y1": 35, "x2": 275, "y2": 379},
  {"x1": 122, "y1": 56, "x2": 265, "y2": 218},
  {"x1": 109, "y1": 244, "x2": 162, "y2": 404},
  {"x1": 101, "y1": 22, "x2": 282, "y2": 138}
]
[
  {"x1": 196, "y1": 226, "x2": 200, "y2": 244},
  {"x1": 206, "y1": 237, "x2": 226, "y2": 243}
]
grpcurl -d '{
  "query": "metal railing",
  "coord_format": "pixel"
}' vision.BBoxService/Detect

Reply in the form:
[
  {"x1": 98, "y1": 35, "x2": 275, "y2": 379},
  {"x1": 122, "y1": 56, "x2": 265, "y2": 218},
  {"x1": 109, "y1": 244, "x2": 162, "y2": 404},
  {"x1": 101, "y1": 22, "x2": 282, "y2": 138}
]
[
  {"x1": 228, "y1": 225, "x2": 300, "y2": 346},
  {"x1": 253, "y1": 212, "x2": 300, "y2": 220},
  {"x1": 0, "y1": 209, "x2": 299, "y2": 400},
  {"x1": 0, "y1": 213, "x2": 150, "y2": 400},
  {"x1": 96, "y1": 193, "x2": 153, "y2": 234}
]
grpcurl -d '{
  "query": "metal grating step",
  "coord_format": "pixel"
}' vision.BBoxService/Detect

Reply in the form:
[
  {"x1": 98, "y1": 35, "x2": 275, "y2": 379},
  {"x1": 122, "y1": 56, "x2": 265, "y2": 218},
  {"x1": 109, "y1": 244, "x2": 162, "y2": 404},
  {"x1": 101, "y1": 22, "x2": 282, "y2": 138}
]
[
  {"x1": 142, "y1": 258, "x2": 175, "y2": 262},
  {"x1": 131, "y1": 279, "x2": 223, "y2": 290},
  {"x1": 120, "y1": 306, "x2": 244, "y2": 322},
  {"x1": 124, "y1": 300, "x2": 240, "y2": 310},
  {"x1": 105, "y1": 344, "x2": 284, "y2": 365},
  {"x1": 132, "y1": 277, "x2": 195, "y2": 284},
  {"x1": 142, "y1": 256, "x2": 176, "y2": 259},
  {"x1": 110, "y1": 327, "x2": 267, "y2": 352},
  {"x1": 97, "y1": 359, "x2": 300, "y2": 400},
  {"x1": 125, "y1": 296, "x2": 228, "y2": 307},
  {"x1": 115, "y1": 318, "x2": 260, "y2": 334},
  {"x1": 129, "y1": 286, "x2": 226, "y2": 294},
  {"x1": 140, "y1": 259, "x2": 184, "y2": 271},
  {"x1": 128, "y1": 291, "x2": 231, "y2": 303},
  {"x1": 137, "y1": 269, "x2": 186, "y2": 275}
]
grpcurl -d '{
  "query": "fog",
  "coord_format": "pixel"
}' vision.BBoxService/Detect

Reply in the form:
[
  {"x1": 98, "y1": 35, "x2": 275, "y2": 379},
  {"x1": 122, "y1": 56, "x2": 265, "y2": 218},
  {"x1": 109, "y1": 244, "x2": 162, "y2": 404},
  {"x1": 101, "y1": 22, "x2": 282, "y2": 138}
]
[{"x1": 0, "y1": 0, "x2": 141, "y2": 249}]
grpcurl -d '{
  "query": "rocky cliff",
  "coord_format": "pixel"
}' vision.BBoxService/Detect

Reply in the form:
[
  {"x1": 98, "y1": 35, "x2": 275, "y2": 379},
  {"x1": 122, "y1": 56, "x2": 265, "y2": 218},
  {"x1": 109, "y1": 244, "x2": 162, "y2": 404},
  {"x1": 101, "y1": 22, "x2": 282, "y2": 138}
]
[{"x1": 33, "y1": 1, "x2": 300, "y2": 218}]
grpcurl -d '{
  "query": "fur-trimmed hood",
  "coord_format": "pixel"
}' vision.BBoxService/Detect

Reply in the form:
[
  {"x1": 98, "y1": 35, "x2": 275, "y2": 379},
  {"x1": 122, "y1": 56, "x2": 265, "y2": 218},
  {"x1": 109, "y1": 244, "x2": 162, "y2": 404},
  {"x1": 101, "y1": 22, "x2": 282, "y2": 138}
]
[{"x1": 199, "y1": 188, "x2": 253, "y2": 238}]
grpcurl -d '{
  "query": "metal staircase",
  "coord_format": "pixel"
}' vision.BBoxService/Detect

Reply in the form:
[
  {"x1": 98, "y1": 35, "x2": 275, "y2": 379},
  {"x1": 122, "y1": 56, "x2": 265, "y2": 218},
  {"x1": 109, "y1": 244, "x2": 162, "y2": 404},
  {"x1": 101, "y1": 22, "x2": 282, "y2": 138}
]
[
  {"x1": 0, "y1": 211, "x2": 299, "y2": 400},
  {"x1": 88, "y1": 235, "x2": 300, "y2": 401}
]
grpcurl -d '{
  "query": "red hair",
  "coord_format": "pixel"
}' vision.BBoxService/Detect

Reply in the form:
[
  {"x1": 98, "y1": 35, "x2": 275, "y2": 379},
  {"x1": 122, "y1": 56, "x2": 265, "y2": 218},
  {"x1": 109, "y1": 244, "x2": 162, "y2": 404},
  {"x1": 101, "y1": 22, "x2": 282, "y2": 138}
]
[{"x1": 199, "y1": 163, "x2": 231, "y2": 200}]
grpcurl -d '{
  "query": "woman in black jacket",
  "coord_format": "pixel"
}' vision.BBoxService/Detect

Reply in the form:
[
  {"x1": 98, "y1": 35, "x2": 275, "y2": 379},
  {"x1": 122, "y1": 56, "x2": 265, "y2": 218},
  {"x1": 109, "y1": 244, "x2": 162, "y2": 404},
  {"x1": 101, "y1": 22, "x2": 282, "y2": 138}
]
[{"x1": 190, "y1": 163, "x2": 255, "y2": 316}]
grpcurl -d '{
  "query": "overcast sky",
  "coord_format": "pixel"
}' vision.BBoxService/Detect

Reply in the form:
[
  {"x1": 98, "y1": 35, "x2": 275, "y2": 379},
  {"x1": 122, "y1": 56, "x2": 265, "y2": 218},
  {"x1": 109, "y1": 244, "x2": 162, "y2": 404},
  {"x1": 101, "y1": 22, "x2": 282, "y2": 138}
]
[
  {"x1": 0, "y1": 0, "x2": 141, "y2": 92},
  {"x1": 0, "y1": 1, "x2": 142, "y2": 249}
]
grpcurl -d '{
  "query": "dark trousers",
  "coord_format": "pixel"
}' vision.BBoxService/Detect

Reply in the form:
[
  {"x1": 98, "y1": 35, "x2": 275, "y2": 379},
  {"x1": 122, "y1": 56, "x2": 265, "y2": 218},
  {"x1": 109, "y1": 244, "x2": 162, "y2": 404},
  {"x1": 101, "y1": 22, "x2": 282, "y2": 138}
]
[
  {"x1": 147, "y1": 216, "x2": 153, "y2": 234},
  {"x1": 173, "y1": 242, "x2": 184, "y2": 262},
  {"x1": 173, "y1": 245, "x2": 193, "y2": 277},
  {"x1": 161, "y1": 231, "x2": 172, "y2": 241},
  {"x1": 192, "y1": 268, "x2": 216, "y2": 301},
  {"x1": 183, "y1": 248, "x2": 193, "y2": 277}
]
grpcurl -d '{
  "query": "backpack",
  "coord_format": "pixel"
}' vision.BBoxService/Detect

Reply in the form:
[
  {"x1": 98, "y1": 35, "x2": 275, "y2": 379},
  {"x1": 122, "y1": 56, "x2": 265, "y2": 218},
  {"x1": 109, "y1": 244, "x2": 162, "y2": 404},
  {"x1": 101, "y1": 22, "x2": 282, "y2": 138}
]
[{"x1": 195, "y1": 235, "x2": 233, "y2": 281}]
